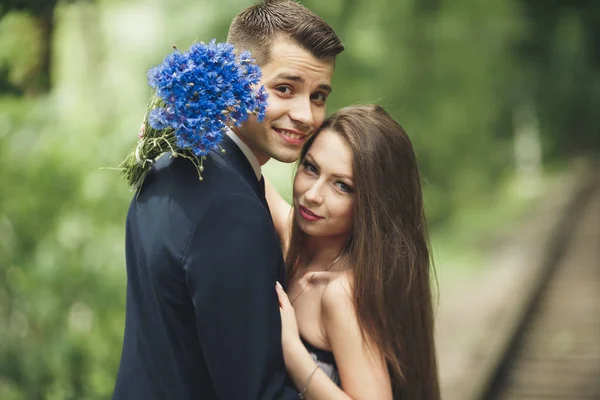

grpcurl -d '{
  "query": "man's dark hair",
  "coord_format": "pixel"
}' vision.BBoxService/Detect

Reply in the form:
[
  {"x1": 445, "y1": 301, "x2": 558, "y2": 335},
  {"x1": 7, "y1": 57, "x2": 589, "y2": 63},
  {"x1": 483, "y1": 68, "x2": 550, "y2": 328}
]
[{"x1": 227, "y1": 0, "x2": 344, "y2": 65}]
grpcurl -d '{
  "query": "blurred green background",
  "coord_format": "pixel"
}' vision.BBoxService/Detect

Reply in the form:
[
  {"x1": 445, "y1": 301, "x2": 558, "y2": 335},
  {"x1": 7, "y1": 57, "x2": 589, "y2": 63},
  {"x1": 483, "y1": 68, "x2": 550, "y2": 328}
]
[{"x1": 0, "y1": 0, "x2": 598, "y2": 398}]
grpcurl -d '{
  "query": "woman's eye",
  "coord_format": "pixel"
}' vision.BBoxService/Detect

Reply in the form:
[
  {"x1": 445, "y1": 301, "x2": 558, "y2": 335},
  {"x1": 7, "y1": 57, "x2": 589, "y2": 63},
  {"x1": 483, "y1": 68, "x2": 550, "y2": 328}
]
[
  {"x1": 335, "y1": 181, "x2": 352, "y2": 193},
  {"x1": 303, "y1": 161, "x2": 318, "y2": 174}
]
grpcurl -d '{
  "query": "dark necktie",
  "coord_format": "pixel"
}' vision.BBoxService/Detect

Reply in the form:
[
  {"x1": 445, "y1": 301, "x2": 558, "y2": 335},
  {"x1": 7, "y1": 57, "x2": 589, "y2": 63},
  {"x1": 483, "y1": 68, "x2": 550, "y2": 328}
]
[
  {"x1": 259, "y1": 175, "x2": 265, "y2": 197},
  {"x1": 258, "y1": 175, "x2": 271, "y2": 212}
]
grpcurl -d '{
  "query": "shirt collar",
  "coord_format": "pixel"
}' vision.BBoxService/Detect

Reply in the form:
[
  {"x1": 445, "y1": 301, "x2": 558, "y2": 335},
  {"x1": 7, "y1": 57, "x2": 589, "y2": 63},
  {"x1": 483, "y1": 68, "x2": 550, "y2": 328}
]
[{"x1": 225, "y1": 128, "x2": 262, "y2": 180}]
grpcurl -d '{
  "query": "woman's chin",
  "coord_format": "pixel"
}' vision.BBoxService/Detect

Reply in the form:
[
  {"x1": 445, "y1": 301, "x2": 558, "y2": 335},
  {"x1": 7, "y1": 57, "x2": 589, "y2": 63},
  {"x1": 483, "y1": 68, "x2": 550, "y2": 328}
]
[{"x1": 294, "y1": 217, "x2": 322, "y2": 236}]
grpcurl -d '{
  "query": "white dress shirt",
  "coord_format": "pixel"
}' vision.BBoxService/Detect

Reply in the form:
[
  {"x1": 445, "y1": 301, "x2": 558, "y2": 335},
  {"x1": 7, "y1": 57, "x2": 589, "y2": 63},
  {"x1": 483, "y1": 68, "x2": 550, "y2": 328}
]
[{"x1": 225, "y1": 128, "x2": 262, "y2": 181}]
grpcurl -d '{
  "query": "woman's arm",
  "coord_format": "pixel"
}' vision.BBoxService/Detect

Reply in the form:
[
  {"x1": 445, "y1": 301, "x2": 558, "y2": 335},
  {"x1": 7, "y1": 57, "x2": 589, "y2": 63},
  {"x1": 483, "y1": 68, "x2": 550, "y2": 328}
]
[
  {"x1": 275, "y1": 280, "x2": 393, "y2": 400},
  {"x1": 276, "y1": 282, "x2": 351, "y2": 400},
  {"x1": 264, "y1": 177, "x2": 292, "y2": 252},
  {"x1": 320, "y1": 278, "x2": 393, "y2": 399}
]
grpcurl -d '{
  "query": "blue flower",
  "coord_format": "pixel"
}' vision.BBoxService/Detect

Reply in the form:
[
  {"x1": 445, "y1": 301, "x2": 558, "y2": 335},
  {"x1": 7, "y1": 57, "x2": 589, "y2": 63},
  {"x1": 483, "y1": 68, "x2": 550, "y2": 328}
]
[
  {"x1": 148, "y1": 108, "x2": 169, "y2": 130},
  {"x1": 144, "y1": 40, "x2": 267, "y2": 158}
]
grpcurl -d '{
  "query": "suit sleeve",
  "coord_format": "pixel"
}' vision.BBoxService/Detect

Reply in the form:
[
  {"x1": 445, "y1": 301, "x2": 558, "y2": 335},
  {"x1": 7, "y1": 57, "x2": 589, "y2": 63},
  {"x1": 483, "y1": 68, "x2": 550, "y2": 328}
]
[{"x1": 182, "y1": 192, "x2": 297, "y2": 400}]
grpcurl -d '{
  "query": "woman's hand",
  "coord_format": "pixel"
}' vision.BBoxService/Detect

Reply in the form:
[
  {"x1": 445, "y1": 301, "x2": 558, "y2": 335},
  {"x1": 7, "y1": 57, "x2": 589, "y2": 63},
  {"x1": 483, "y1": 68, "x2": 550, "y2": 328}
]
[{"x1": 275, "y1": 282, "x2": 302, "y2": 361}]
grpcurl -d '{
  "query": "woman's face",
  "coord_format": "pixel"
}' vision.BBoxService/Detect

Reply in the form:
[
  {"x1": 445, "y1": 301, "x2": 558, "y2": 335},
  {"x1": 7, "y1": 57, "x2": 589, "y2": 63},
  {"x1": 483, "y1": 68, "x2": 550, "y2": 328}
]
[{"x1": 293, "y1": 129, "x2": 355, "y2": 239}]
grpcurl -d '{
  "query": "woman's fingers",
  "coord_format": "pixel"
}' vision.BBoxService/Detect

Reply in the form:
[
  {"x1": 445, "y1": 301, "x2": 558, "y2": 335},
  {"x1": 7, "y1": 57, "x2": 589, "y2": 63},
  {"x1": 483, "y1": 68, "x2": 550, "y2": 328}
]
[{"x1": 275, "y1": 281, "x2": 290, "y2": 308}]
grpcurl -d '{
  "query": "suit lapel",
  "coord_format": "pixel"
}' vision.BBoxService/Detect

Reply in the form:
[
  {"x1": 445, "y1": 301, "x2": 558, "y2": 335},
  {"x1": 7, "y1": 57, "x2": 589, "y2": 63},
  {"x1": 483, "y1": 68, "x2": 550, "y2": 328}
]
[
  {"x1": 211, "y1": 135, "x2": 265, "y2": 204},
  {"x1": 213, "y1": 137, "x2": 283, "y2": 283}
]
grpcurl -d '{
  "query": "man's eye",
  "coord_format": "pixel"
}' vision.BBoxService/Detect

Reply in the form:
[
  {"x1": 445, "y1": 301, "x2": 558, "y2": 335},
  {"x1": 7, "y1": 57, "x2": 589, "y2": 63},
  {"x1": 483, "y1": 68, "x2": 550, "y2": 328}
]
[
  {"x1": 276, "y1": 86, "x2": 292, "y2": 95},
  {"x1": 311, "y1": 92, "x2": 328, "y2": 103}
]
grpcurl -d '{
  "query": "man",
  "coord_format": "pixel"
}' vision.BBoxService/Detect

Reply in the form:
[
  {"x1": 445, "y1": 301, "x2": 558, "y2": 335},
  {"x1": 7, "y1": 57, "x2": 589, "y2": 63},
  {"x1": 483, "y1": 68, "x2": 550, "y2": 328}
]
[{"x1": 112, "y1": 1, "x2": 344, "y2": 399}]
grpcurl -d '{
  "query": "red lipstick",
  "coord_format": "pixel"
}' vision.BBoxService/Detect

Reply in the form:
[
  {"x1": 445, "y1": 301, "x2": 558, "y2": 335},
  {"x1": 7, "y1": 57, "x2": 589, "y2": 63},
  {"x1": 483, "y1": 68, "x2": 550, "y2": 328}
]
[{"x1": 298, "y1": 205, "x2": 323, "y2": 221}]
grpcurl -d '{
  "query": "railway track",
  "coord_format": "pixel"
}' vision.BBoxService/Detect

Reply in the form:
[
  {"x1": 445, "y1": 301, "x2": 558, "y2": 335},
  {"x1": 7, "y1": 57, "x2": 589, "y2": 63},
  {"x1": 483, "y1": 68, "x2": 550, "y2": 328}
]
[{"x1": 479, "y1": 176, "x2": 600, "y2": 399}]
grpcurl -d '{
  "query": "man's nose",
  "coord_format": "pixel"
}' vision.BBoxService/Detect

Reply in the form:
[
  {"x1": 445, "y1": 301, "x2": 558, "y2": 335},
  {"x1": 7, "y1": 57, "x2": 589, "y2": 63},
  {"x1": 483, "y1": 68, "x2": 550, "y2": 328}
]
[{"x1": 289, "y1": 97, "x2": 315, "y2": 128}]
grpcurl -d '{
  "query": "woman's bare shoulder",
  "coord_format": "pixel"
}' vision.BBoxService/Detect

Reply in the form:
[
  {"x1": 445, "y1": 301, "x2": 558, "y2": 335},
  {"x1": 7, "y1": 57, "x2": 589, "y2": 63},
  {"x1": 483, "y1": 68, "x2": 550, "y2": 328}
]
[{"x1": 320, "y1": 271, "x2": 355, "y2": 319}]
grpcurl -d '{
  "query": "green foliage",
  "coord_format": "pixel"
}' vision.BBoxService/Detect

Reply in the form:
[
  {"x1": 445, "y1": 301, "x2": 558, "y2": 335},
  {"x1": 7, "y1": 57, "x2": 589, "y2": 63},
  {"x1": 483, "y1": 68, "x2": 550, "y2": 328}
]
[
  {"x1": 0, "y1": 12, "x2": 43, "y2": 94},
  {"x1": 517, "y1": 0, "x2": 600, "y2": 157},
  {"x1": 1, "y1": 95, "x2": 127, "y2": 399}
]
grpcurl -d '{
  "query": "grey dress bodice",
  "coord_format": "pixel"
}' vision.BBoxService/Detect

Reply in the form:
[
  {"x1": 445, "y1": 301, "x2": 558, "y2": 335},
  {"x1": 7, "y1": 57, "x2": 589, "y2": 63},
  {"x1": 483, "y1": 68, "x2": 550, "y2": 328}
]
[{"x1": 302, "y1": 338, "x2": 340, "y2": 386}]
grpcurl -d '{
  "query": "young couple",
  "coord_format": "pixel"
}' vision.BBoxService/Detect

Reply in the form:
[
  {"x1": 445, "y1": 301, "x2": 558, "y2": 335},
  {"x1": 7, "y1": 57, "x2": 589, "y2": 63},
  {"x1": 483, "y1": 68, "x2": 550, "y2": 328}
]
[{"x1": 113, "y1": 1, "x2": 440, "y2": 399}]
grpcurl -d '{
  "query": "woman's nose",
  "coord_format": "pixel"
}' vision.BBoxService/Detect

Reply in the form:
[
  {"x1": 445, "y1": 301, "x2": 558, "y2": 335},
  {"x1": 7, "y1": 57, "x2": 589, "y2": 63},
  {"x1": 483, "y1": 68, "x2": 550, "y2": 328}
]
[{"x1": 304, "y1": 181, "x2": 324, "y2": 205}]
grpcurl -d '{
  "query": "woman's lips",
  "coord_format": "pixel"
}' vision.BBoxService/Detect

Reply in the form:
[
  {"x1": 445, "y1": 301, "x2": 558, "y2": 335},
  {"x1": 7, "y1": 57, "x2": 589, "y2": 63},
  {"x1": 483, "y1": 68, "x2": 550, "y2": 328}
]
[{"x1": 298, "y1": 205, "x2": 323, "y2": 221}]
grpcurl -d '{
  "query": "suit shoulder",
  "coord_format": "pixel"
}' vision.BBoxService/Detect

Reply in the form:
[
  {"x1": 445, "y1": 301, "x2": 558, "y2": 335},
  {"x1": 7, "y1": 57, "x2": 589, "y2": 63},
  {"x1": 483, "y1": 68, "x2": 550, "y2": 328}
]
[{"x1": 141, "y1": 152, "x2": 255, "y2": 198}]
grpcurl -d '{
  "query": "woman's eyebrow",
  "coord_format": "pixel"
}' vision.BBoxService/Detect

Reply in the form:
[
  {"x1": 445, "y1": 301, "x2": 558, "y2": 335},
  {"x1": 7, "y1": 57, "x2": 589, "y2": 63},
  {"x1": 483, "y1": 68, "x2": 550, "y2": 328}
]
[{"x1": 305, "y1": 154, "x2": 352, "y2": 180}]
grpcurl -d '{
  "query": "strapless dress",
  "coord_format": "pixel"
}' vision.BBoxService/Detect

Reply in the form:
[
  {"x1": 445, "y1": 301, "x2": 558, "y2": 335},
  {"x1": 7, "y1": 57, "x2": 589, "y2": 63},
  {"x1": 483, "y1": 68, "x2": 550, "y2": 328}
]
[{"x1": 301, "y1": 338, "x2": 340, "y2": 386}]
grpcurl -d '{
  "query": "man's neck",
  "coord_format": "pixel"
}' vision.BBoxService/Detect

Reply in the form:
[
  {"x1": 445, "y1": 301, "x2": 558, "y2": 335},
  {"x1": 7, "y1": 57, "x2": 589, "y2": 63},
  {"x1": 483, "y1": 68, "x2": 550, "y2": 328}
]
[{"x1": 225, "y1": 129, "x2": 263, "y2": 180}]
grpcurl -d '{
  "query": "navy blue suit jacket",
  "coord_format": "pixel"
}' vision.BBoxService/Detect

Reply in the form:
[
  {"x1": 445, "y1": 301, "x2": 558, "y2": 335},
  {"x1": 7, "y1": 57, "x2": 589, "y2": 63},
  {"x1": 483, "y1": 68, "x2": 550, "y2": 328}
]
[{"x1": 113, "y1": 135, "x2": 297, "y2": 399}]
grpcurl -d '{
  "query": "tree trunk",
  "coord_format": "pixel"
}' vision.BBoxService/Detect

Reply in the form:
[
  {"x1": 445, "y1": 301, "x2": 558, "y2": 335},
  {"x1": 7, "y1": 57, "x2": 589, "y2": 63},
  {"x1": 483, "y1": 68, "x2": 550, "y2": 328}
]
[{"x1": 30, "y1": 5, "x2": 54, "y2": 95}]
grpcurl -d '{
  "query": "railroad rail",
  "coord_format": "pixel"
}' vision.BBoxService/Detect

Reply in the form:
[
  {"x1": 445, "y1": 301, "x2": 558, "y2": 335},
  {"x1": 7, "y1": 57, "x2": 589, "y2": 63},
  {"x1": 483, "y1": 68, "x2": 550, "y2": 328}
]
[{"x1": 478, "y1": 173, "x2": 600, "y2": 399}]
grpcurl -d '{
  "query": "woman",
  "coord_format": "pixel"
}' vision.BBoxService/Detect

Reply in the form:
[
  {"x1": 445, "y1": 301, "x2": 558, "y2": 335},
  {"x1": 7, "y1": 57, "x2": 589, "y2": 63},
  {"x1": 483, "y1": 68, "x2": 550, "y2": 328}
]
[{"x1": 266, "y1": 105, "x2": 440, "y2": 399}]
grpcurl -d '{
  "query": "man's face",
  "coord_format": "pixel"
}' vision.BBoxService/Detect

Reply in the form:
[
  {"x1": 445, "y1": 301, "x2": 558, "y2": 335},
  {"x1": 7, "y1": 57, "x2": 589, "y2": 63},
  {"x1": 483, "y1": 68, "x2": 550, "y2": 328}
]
[{"x1": 234, "y1": 37, "x2": 335, "y2": 165}]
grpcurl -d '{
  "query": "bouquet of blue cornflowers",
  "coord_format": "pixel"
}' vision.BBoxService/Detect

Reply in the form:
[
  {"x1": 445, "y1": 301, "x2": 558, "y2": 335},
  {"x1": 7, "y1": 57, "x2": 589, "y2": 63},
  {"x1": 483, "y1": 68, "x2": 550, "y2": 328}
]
[{"x1": 118, "y1": 40, "x2": 268, "y2": 189}]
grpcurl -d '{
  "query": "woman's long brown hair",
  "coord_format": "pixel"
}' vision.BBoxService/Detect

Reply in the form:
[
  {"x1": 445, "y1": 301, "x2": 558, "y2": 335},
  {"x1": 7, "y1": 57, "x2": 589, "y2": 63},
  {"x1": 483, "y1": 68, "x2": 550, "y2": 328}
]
[{"x1": 286, "y1": 105, "x2": 440, "y2": 399}]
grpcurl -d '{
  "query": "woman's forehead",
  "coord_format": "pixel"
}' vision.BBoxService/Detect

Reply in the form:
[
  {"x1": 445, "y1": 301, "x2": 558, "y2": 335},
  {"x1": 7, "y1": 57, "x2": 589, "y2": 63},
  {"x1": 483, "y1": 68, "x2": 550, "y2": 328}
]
[{"x1": 307, "y1": 130, "x2": 353, "y2": 176}]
